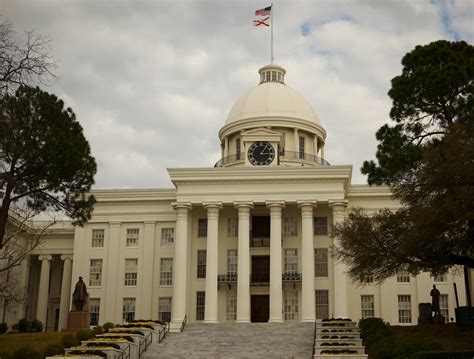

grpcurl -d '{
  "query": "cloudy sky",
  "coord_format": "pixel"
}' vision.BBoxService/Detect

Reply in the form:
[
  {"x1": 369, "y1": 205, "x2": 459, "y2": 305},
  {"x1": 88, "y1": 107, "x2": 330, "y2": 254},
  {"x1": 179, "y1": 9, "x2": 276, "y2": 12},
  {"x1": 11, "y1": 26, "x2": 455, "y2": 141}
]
[{"x1": 2, "y1": 0, "x2": 473, "y2": 189}]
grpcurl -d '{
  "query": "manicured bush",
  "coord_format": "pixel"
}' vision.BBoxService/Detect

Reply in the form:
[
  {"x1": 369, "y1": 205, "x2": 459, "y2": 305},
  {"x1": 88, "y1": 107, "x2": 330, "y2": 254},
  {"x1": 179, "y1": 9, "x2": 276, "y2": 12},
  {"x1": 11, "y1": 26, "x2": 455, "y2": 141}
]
[
  {"x1": 29, "y1": 319, "x2": 43, "y2": 332},
  {"x1": 43, "y1": 342, "x2": 64, "y2": 357},
  {"x1": 69, "y1": 349, "x2": 107, "y2": 358},
  {"x1": 85, "y1": 342, "x2": 121, "y2": 350},
  {"x1": 11, "y1": 318, "x2": 43, "y2": 333},
  {"x1": 0, "y1": 322, "x2": 8, "y2": 334},
  {"x1": 99, "y1": 335, "x2": 134, "y2": 342},
  {"x1": 102, "y1": 322, "x2": 115, "y2": 332},
  {"x1": 75, "y1": 328, "x2": 95, "y2": 341},
  {"x1": 93, "y1": 325, "x2": 104, "y2": 335},
  {"x1": 11, "y1": 346, "x2": 42, "y2": 359},
  {"x1": 412, "y1": 351, "x2": 474, "y2": 359},
  {"x1": 61, "y1": 333, "x2": 80, "y2": 348}
]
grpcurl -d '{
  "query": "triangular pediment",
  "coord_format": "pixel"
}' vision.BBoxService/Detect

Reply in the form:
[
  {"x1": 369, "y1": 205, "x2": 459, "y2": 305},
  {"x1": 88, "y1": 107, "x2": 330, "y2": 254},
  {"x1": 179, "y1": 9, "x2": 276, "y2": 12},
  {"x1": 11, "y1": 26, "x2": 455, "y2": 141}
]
[{"x1": 242, "y1": 127, "x2": 281, "y2": 136}]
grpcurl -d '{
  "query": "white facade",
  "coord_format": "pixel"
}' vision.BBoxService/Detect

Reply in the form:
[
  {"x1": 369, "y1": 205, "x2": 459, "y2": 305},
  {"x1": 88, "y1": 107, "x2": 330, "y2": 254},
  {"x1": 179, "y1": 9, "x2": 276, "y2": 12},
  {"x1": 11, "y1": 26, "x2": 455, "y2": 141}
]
[{"x1": 2, "y1": 64, "x2": 469, "y2": 331}]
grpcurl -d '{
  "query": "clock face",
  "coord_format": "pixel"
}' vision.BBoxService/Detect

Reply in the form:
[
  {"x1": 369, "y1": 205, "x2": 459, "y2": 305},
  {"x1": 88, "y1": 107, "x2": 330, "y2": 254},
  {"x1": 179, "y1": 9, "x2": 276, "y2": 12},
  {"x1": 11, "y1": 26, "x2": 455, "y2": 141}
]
[{"x1": 248, "y1": 141, "x2": 275, "y2": 166}]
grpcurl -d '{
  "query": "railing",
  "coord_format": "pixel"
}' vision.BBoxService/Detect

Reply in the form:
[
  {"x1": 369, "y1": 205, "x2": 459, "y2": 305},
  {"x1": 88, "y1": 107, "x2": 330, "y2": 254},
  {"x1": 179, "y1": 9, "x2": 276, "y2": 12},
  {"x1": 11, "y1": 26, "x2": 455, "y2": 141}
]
[
  {"x1": 214, "y1": 153, "x2": 245, "y2": 167},
  {"x1": 312, "y1": 321, "x2": 317, "y2": 357},
  {"x1": 214, "y1": 151, "x2": 330, "y2": 167},
  {"x1": 250, "y1": 237, "x2": 270, "y2": 247},
  {"x1": 118, "y1": 344, "x2": 131, "y2": 359},
  {"x1": 282, "y1": 272, "x2": 302, "y2": 282},
  {"x1": 251, "y1": 273, "x2": 270, "y2": 284},
  {"x1": 218, "y1": 273, "x2": 238, "y2": 283},
  {"x1": 180, "y1": 314, "x2": 187, "y2": 332},
  {"x1": 158, "y1": 321, "x2": 170, "y2": 343}
]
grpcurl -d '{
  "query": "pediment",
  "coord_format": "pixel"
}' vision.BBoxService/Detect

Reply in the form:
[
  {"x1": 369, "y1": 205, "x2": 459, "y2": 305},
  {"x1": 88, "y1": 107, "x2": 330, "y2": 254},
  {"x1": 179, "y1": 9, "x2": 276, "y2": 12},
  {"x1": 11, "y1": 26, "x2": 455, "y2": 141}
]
[{"x1": 241, "y1": 127, "x2": 282, "y2": 143}]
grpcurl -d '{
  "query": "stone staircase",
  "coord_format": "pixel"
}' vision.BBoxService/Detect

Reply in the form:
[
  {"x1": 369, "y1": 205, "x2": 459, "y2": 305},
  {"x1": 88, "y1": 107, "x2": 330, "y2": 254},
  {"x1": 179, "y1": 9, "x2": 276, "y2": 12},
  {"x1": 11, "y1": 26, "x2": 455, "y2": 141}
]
[
  {"x1": 142, "y1": 322, "x2": 315, "y2": 358},
  {"x1": 314, "y1": 320, "x2": 368, "y2": 359}
]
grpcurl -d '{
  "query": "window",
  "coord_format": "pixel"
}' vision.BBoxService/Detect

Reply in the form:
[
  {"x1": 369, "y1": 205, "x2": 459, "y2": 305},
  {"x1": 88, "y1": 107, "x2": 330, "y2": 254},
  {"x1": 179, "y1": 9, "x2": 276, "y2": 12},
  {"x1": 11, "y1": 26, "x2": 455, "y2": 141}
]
[
  {"x1": 314, "y1": 217, "x2": 328, "y2": 235},
  {"x1": 284, "y1": 249, "x2": 298, "y2": 274},
  {"x1": 315, "y1": 290, "x2": 329, "y2": 320},
  {"x1": 89, "y1": 259, "x2": 103, "y2": 286},
  {"x1": 271, "y1": 71, "x2": 277, "y2": 82},
  {"x1": 434, "y1": 274, "x2": 447, "y2": 283},
  {"x1": 197, "y1": 250, "x2": 207, "y2": 278},
  {"x1": 160, "y1": 258, "x2": 173, "y2": 286},
  {"x1": 236, "y1": 139, "x2": 241, "y2": 160},
  {"x1": 158, "y1": 297, "x2": 172, "y2": 322},
  {"x1": 90, "y1": 298, "x2": 100, "y2": 326},
  {"x1": 265, "y1": 72, "x2": 271, "y2": 82},
  {"x1": 124, "y1": 258, "x2": 138, "y2": 286},
  {"x1": 283, "y1": 217, "x2": 297, "y2": 236},
  {"x1": 123, "y1": 297, "x2": 136, "y2": 323},
  {"x1": 397, "y1": 272, "x2": 410, "y2": 283},
  {"x1": 228, "y1": 218, "x2": 238, "y2": 237},
  {"x1": 227, "y1": 249, "x2": 238, "y2": 275},
  {"x1": 198, "y1": 219, "x2": 208, "y2": 237},
  {"x1": 284, "y1": 290, "x2": 298, "y2": 320},
  {"x1": 126, "y1": 228, "x2": 139, "y2": 247},
  {"x1": 315, "y1": 248, "x2": 328, "y2": 277},
  {"x1": 398, "y1": 295, "x2": 411, "y2": 323},
  {"x1": 196, "y1": 291, "x2": 205, "y2": 321},
  {"x1": 361, "y1": 295, "x2": 374, "y2": 319},
  {"x1": 92, "y1": 229, "x2": 104, "y2": 248},
  {"x1": 299, "y1": 136, "x2": 305, "y2": 159},
  {"x1": 161, "y1": 228, "x2": 174, "y2": 247},
  {"x1": 226, "y1": 290, "x2": 237, "y2": 321},
  {"x1": 440, "y1": 294, "x2": 449, "y2": 318},
  {"x1": 362, "y1": 275, "x2": 374, "y2": 284}
]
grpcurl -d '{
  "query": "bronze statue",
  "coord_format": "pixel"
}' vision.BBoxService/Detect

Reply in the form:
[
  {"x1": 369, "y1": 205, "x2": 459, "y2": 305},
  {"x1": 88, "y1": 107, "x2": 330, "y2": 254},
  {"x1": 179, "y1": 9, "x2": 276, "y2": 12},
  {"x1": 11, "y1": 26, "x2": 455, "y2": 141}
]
[
  {"x1": 430, "y1": 284, "x2": 441, "y2": 315},
  {"x1": 72, "y1": 276, "x2": 88, "y2": 311}
]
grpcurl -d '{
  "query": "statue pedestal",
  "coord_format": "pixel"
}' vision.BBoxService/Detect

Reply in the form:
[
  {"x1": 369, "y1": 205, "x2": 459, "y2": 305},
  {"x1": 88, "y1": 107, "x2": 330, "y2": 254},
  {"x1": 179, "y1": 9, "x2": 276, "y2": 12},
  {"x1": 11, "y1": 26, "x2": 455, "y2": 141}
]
[{"x1": 67, "y1": 311, "x2": 90, "y2": 330}]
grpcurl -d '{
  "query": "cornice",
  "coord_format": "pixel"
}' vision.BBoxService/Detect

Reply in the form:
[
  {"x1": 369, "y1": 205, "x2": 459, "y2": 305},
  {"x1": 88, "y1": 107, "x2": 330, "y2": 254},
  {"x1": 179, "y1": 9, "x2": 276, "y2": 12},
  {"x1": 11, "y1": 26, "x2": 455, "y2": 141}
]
[
  {"x1": 347, "y1": 185, "x2": 395, "y2": 200},
  {"x1": 90, "y1": 188, "x2": 176, "y2": 203}
]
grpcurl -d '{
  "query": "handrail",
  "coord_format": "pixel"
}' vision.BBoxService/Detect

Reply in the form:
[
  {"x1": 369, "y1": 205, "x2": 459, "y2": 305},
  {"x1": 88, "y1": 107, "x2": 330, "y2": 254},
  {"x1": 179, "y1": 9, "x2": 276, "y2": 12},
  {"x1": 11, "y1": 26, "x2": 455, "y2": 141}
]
[
  {"x1": 312, "y1": 321, "x2": 317, "y2": 357},
  {"x1": 214, "y1": 153, "x2": 245, "y2": 167},
  {"x1": 180, "y1": 314, "x2": 187, "y2": 332},
  {"x1": 282, "y1": 272, "x2": 302, "y2": 282},
  {"x1": 139, "y1": 331, "x2": 153, "y2": 356},
  {"x1": 159, "y1": 322, "x2": 170, "y2": 343},
  {"x1": 218, "y1": 273, "x2": 238, "y2": 283}
]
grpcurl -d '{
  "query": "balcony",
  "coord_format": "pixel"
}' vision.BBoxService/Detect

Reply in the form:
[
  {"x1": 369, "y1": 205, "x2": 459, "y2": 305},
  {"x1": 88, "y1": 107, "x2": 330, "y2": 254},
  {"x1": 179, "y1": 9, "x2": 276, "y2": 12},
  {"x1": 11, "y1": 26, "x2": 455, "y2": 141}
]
[
  {"x1": 251, "y1": 273, "x2": 270, "y2": 285},
  {"x1": 214, "y1": 151, "x2": 330, "y2": 167},
  {"x1": 250, "y1": 237, "x2": 270, "y2": 247},
  {"x1": 218, "y1": 273, "x2": 238, "y2": 284},
  {"x1": 282, "y1": 272, "x2": 302, "y2": 282},
  {"x1": 214, "y1": 153, "x2": 245, "y2": 167}
]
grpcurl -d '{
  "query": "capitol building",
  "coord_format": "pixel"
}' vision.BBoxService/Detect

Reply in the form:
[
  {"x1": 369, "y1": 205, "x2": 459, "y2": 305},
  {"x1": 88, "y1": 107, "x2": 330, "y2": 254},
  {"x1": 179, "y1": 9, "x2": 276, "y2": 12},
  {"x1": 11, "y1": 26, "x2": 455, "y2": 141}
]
[{"x1": 2, "y1": 63, "x2": 468, "y2": 332}]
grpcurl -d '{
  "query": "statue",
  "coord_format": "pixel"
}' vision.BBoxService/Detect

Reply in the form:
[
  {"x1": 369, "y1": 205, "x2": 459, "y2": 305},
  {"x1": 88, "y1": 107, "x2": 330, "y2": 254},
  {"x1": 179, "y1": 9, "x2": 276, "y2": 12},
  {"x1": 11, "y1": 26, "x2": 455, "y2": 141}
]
[
  {"x1": 430, "y1": 284, "x2": 441, "y2": 315},
  {"x1": 72, "y1": 276, "x2": 88, "y2": 311}
]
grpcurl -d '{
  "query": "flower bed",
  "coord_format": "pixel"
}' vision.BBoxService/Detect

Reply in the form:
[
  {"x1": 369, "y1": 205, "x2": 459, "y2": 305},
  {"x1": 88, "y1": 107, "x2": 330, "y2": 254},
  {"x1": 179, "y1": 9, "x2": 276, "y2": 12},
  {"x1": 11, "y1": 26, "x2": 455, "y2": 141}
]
[
  {"x1": 321, "y1": 349, "x2": 358, "y2": 354},
  {"x1": 321, "y1": 342, "x2": 356, "y2": 346}
]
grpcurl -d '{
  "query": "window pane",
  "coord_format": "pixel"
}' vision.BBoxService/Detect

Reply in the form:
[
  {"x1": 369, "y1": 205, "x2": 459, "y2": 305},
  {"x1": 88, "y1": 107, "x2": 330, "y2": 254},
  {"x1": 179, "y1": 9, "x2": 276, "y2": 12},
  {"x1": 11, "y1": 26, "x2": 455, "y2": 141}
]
[
  {"x1": 284, "y1": 290, "x2": 298, "y2": 320},
  {"x1": 90, "y1": 298, "x2": 100, "y2": 326},
  {"x1": 89, "y1": 259, "x2": 103, "y2": 286},
  {"x1": 161, "y1": 228, "x2": 175, "y2": 247},
  {"x1": 197, "y1": 250, "x2": 207, "y2": 278},
  {"x1": 196, "y1": 292, "x2": 205, "y2": 320},
  {"x1": 92, "y1": 229, "x2": 104, "y2": 248},
  {"x1": 314, "y1": 217, "x2": 327, "y2": 235},
  {"x1": 124, "y1": 258, "x2": 138, "y2": 286},
  {"x1": 159, "y1": 297, "x2": 172, "y2": 322},
  {"x1": 397, "y1": 272, "x2": 410, "y2": 283},
  {"x1": 284, "y1": 249, "x2": 298, "y2": 274},
  {"x1": 299, "y1": 136, "x2": 305, "y2": 159},
  {"x1": 283, "y1": 217, "x2": 297, "y2": 236},
  {"x1": 315, "y1": 248, "x2": 328, "y2": 277},
  {"x1": 236, "y1": 139, "x2": 241, "y2": 160},
  {"x1": 198, "y1": 219, "x2": 208, "y2": 237},
  {"x1": 361, "y1": 295, "x2": 374, "y2": 319},
  {"x1": 126, "y1": 228, "x2": 139, "y2": 247},
  {"x1": 439, "y1": 294, "x2": 449, "y2": 318},
  {"x1": 160, "y1": 258, "x2": 173, "y2": 286},
  {"x1": 226, "y1": 290, "x2": 237, "y2": 321},
  {"x1": 228, "y1": 218, "x2": 238, "y2": 237},
  {"x1": 123, "y1": 297, "x2": 136, "y2": 323},
  {"x1": 315, "y1": 290, "x2": 329, "y2": 320},
  {"x1": 227, "y1": 250, "x2": 238, "y2": 275},
  {"x1": 398, "y1": 295, "x2": 411, "y2": 323}
]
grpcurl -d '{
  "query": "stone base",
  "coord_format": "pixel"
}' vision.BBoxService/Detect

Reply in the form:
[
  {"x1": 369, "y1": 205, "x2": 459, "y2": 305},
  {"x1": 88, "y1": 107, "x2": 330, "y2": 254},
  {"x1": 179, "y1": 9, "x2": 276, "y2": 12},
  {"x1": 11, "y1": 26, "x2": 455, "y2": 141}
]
[
  {"x1": 67, "y1": 311, "x2": 90, "y2": 330},
  {"x1": 433, "y1": 313, "x2": 445, "y2": 324}
]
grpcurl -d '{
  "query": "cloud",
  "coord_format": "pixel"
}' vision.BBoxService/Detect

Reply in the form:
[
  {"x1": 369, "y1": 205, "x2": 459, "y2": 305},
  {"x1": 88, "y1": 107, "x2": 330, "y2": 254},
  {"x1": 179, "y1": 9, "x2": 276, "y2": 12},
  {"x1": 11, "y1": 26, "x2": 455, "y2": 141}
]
[{"x1": 2, "y1": 0, "x2": 472, "y2": 188}]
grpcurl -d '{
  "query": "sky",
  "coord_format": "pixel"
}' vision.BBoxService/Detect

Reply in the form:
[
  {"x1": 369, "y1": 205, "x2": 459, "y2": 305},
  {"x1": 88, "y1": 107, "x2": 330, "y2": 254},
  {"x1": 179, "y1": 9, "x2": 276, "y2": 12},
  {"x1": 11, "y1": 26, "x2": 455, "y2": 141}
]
[{"x1": 2, "y1": 0, "x2": 473, "y2": 189}]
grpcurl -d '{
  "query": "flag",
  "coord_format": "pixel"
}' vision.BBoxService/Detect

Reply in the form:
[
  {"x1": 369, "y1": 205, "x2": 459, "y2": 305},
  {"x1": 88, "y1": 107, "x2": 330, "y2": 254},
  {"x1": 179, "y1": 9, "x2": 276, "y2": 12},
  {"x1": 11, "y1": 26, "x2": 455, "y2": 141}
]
[{"x1": 255, "y1": 6, "x2": 272, "y2": 16}]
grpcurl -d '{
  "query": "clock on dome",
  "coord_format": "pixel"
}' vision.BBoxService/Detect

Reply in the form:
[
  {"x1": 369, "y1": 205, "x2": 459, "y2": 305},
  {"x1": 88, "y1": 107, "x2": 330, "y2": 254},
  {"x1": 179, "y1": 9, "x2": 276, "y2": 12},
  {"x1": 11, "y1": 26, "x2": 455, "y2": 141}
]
[{"x1": 248, "y1": 141, "x2": 275, "y2": 166}]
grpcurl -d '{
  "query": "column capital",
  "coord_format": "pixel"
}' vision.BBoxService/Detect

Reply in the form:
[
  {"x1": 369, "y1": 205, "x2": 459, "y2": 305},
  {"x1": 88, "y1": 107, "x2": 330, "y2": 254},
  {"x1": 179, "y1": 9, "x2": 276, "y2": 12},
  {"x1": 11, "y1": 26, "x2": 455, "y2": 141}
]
[
  {"x1": 203, "y1": 202, "x2": 223, "y2": 210},
  {"x1": 297, "y1": 200, "x2": 317, "y2": 208},
  {"x1": 329, "y1": 200, "x2": 348, "y2": 211},
  {"x1": 38, "y1": 254, "x2": 53, "y2": 261},
  {"x1": 60, "y1": 254, "x2": 73, "y2": 261},
  {"x1": 172, "y1": 202, "x2": 192, "y2": 210},
  {"x1": 234, "y1": 201, "x2": 254, "y2": 209},
  {"x1": 265, "y1": 200, "x2": 285, "y2": 208}
]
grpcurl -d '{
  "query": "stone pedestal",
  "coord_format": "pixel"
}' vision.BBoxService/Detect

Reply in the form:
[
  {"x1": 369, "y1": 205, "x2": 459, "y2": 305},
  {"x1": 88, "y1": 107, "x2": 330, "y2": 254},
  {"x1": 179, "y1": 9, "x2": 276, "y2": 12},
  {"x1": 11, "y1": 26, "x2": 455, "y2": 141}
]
[
  {"x1": 67, "y1": 311, "x2": 90, "y2": 330},
  {"x1": 433, "y1": 313, "x2": 445, "y2": 324},
  {"x1": 418, "y1": 303, "x2": 432, "y2": 324}
]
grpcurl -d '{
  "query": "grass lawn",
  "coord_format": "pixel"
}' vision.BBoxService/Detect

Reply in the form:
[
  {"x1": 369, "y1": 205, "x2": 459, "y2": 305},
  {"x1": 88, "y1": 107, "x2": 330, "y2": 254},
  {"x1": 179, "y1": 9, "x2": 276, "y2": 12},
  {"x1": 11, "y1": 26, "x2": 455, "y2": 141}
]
[
  {"x1": 391, "y1": 323, "x2": 474, "y2": 351},
  {"x1": 0, "y1": 331, "x2": 73, "y2": 354}
]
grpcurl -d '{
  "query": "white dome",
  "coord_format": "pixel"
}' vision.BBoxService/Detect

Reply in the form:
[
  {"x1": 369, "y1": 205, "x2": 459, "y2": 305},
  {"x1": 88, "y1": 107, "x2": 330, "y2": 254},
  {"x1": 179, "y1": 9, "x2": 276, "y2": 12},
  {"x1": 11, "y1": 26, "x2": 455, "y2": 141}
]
[{"x1": 225, "y1": 81, "x2": 321, "y2": 126}]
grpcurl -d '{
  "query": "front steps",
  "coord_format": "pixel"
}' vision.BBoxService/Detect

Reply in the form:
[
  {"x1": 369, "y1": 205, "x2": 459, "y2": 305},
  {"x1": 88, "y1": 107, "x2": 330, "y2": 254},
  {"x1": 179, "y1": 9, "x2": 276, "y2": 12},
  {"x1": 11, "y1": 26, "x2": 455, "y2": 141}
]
[
  {"x1": 143, "y1": 322, "x2": 314, "y2": 358},
  {"x1": 313, "y1": 320, "x2": 368, "y2": 359}
]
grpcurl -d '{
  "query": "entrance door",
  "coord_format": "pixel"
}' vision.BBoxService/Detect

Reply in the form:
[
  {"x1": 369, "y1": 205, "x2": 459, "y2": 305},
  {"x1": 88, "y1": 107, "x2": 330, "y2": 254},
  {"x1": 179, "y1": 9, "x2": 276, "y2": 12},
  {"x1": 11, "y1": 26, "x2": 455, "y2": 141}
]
[
  {"x1": 251, "y1": 256, "x2": 270, "y2": 283},
  {"x1": 252, "y1": 216, "x2": 270, "y2": 238},
  {"x1": 251, "y1": 295, "x2": 269, "y2": 322}
]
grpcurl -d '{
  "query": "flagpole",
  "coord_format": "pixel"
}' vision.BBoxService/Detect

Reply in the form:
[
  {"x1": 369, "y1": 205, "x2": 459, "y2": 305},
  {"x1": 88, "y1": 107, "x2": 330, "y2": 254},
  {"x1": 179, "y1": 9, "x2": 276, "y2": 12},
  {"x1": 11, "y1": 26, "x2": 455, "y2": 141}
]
[{"x1": 271, "y1": 3, "x2": 274, "y2": 63}]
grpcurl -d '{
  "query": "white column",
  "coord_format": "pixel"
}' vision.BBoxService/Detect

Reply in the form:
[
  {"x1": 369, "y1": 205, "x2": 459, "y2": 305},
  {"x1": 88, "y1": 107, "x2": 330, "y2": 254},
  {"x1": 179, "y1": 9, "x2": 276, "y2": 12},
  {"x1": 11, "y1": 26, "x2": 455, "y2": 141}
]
[
  {"x1": 293, "y1": 129, "x2": 299, "y2": 153},
  {"x1": 313, "y1": 135, "x2": 318, "y2": 157},
  {"x1": 330, "y1": 201, "x2": 349, "y2": 318},
  {"x1": 321, "y1": 144, "x2": 325, "y2": 161},
  {"x1": 58, "y1": 255, "x2": 73, "y2": 331},
  {"x1": 105, "y1": 221, "x2": 121, "y2": 323},
  {"x1": 171, "y1": 202, "x2": 192, "y2": 331},
  {"x1": 298, "y1": 201, "x2": 317, "y2": 322},
  {"x1": 267, "y1": 201, "x2": 285, "y2": 322},
  {"x1": 36, "y1": 255, "x2": 52, "y2": 330},
  {"x1": 224, "y1": 137, "x2": 229, "y2": 158},
  {"x1": 140, "y1": 221, "x2": 156, "y2": 319},
  {"x1": 235, "y1": 202, "x2": 253, "y2": 323},
  {"x1": 204, "y1": 202, "x2": 223, "y2": 323}
]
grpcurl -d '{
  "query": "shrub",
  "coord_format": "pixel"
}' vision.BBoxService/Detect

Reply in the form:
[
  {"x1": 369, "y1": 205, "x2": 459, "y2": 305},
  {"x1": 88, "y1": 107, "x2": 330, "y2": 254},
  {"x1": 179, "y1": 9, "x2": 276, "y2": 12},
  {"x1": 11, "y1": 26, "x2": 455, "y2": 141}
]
[
  {"x1": 69, "y1": 349, "x2": 107, "y2": 358},
  {"x1": 412, "y1": 351, "x2": 474, "y2": 359},
  {"x1": 43, "y1": 343, "x2": 64, "y2": 357},
  {"x1": 102, "y1": 322, "x2": 115, "y2": 332},
  {"x1": 75, "y1": 328, "x2": 95, "y2": 341},
  {"x1": 0, "y1": 322, "x2": 8, "y2": 334},
  {"x1": 371, "y1": 336, "x2": 442, "y2": 359},
  {"x1": 85, "y1": 342, "x2": 121, "y2": 350},
  {"x1": 11, "y1": 318, "x2": 43, "y2": 333},
  {"x1": 29, "y1": 319, "x2": 43, "y2": 332},
  {"x1": 61, "y1": 333, "x2": 80, "y2": 348},
  {"x1": 11, "y1": 347, "x2": 42, "y2": 359},
  {"x1": 93, "y1": 325, "x2": 104, "y2": 335}
]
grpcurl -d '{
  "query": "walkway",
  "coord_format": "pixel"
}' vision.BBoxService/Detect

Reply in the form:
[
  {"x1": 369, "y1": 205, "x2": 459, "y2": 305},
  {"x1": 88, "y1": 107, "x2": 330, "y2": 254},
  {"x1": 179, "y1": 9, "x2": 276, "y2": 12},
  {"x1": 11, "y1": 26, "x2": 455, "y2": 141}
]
[{"x1": 143, "y1": 322, "x2": 315, "y2": 358}]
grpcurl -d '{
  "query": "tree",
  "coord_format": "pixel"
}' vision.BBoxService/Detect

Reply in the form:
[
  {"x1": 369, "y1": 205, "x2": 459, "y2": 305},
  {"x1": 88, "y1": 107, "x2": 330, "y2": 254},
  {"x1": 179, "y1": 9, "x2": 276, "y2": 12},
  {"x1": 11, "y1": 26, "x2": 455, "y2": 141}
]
[
  {"x1": 0, "y1": 86, "x2": 97, "y2": 271},
  {"x1": 334, "y1": 40, "x2": 474, "y2": 283},
  {"x1": 0, "y1": 20, "x2": 56, "y2": 96}
]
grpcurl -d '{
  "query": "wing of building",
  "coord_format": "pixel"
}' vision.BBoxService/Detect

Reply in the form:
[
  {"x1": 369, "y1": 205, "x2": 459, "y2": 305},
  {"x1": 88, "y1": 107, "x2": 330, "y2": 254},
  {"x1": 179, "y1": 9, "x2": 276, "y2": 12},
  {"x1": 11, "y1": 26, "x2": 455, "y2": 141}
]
[{"x1": 2, "y1": 64, "x2": 468, "y2": 331}]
